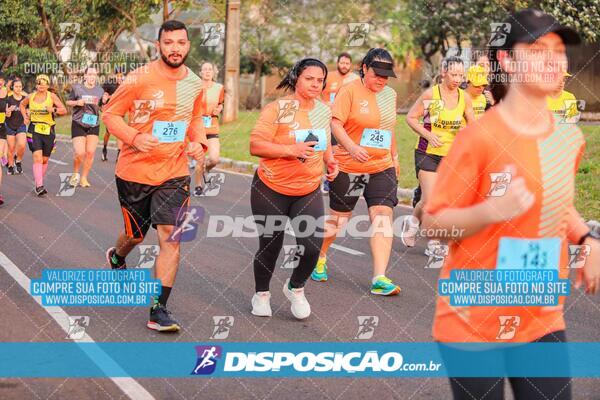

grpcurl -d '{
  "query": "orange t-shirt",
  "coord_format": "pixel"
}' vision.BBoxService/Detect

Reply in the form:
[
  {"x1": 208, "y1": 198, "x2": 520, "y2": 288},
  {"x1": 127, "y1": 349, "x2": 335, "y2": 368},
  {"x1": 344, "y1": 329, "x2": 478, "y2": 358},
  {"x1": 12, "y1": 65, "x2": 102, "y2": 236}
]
[
  {"x1": 251, "y1": 96, "x2": 332, "y2": 196},
  {"x1": 322, "y1": 70, "x2": 359, "y2": 105},
  {"x1": 102, "y1": 61, "x2": 207, "y2": 186},
  {"x1": 425, "y1": 108, "x2": 588, "y2": 343},
  {"x1": 203, "y1": 82, "x2": 224, "y2": 135},
  {"x1": 332, "y1": 80, "x2": 397, "y2": 174}
]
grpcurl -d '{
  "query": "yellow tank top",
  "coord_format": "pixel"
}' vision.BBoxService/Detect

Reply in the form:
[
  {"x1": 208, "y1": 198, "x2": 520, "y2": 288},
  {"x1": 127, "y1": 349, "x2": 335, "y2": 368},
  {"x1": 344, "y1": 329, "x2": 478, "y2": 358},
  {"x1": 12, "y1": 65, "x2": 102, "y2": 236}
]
[
  {"x1": 29, "y1": 92, "x2": 55, "y2": 126},
  {"x1": 0, "y1": 86, "x2": 6, "y2": 123},
  {"x1": 546, "y1": 90, "x2": 576, "y2": 117},
  {"x1": 461, "y1": 93, "x2": 486, "y2": 127},
  {"x1": 416, "y1": 85, "x2": 465, "y2": 156}
]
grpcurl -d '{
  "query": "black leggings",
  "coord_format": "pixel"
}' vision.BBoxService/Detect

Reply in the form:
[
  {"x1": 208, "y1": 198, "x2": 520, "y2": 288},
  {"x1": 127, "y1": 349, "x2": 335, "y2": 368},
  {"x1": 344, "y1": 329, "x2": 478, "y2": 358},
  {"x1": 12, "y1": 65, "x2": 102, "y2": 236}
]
[
  {"x1": 251, "y1": 173, "x2": 324, "y2": 292},
  {"x1": 445, "y1": 330, "x2": 571, "y2": 400}
]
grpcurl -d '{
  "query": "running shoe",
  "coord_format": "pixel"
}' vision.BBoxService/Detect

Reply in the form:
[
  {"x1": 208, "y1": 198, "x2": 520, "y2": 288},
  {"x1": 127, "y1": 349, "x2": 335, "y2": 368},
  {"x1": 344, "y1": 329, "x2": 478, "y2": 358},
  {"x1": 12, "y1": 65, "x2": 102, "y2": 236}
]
[
  {"x1": 106, "y1": 247, "x2": 127, "y2": 269},
  {"x1": 7, "y1": 165, "x2": 14, "y2": 175},
  {"x1": 15, "y1": 161, "x2": 23, "y2": 174},
  {"x1": 400, "y1": 215, "x2": 419, "y2": 247},
  {"x1": 370, "y1": 276, "x2": 401, "y2": 296},
  {"x1": 80, "y1": 177, "x2": 91, "y2": 187},
  {"x1": 282, "y1": 278, "x2": 311, "y2": 320},
  {"x1": 69, "y1": 173, "x2": 80, "y2": 188},
  {"x1": 193, "y1": 186, "x2": 203, "y2": 197},
  {"x1": 0, "y1": 194, "x2": 4, "y2": 206},
  {"x1": 101, "y1": 146, "x2": 108, "y2": 162},
  {"x1": 251, "y1": 291, "x2": 272, "y2": 317},
  {"x1": 34, "y1": 186, "x2": 47, "y2": 197},
  {"x1": 147, "y1": 304, "x2": 181, "y2": 332},
  {"x1": 310, "y1": 257, "x2": 328, "y2": 282}
]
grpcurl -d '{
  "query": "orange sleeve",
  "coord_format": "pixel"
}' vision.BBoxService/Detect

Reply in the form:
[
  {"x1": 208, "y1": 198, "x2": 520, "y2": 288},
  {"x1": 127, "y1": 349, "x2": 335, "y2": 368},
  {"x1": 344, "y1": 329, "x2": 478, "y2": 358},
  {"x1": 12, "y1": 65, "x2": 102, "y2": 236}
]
[
  {"x1": 331, "y1": 84, "x2": 352, "y2": 124},
  {"x1": 101, "y1": 73, "x2": 141, "y2": 145},
  {"x1": 187, "y1": 89, "x2": 208, "y2": 150},
  {"x1": 567, "y1": 139, "x2": 589, "y2": 243},
  {"x1": 250, "y1": 103, "x2": 278, "y2": 143},
  {"x1": 425, "y1": 127, "x2": 486, "y2": 215}
]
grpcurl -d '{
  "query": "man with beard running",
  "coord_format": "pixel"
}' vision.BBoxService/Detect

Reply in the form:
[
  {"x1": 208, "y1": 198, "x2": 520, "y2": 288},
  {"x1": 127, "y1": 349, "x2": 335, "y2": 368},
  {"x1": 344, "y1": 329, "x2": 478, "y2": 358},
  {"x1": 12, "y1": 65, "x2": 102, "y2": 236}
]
[{"x1": 102, "y1": 20, "x2": 207, "y2": 332}]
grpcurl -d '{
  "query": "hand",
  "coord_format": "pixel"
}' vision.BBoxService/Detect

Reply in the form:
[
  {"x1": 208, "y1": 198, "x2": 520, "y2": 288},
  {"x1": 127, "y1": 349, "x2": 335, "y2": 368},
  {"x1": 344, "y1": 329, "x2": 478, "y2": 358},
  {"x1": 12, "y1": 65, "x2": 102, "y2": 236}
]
[
  {"x1": 482, "y1": 165, "x2": 535, "y2": 223},
  {"x1": 348, "y1": 143, "x2": 369, "y2": 162},
  {"x1": 484, "y1": 90, "x2": 495, "y2": 106},
  {"x1": 186, "y1": 142, "x2": 205, "y2": 161},
  {"x1": 132, "y1": 133, "x2": 159, "y2": 153},
  {"x1": 325, "y1": 157, "x2": 339, "y2": 181},
  {"x1": 393, "y1": 157, "x2": 400, "y2": 181},
  {"x1": 212, "y1": 104, "x2": 223, "y2": 116},
  {"x1": 425, "y1": 132, "x2": 443, "y2": 148},
  {"x1": 575, "y1": 238, "x2": 600, "y2": 294},
  {"x1": 78, "y1": 99, "x2": 86, "y2": 107},
  {"x1": 290, "y1": 141, "x2": 317, "y2": 159}
]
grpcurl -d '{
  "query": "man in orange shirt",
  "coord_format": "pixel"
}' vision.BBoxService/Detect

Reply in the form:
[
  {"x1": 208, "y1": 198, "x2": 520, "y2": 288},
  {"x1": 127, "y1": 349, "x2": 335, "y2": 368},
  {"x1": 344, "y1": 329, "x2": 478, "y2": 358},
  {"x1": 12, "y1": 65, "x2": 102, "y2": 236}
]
[
  {"x1": 102, "y1": 20, "x2": 207, "y2": 333},
  {"x1": 322, "y1": 52, "x2": 359, "y2": 107}
]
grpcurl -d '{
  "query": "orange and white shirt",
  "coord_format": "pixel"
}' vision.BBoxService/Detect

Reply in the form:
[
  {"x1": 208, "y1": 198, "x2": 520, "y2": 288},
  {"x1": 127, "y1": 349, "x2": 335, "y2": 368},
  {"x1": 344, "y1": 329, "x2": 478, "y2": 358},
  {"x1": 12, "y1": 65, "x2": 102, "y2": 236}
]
[
  {"x1": 203, "y1": 82, "x2": 224, "y2": 135},
  {"x1": 425, "y1": 108, "x2": 588, "y2": 343},
  {"x1": 102, "y1": 61, "x2": 207, "y2": 186},
  {"x1": 322, "y1": 70, "x2": 359, "y2": 105},
  {"x1": 251, "y1": 96, "x2": 331, "y2": 196},
  {"x1": 332, "y1": 79, "x2": 397, "y2": 174}
]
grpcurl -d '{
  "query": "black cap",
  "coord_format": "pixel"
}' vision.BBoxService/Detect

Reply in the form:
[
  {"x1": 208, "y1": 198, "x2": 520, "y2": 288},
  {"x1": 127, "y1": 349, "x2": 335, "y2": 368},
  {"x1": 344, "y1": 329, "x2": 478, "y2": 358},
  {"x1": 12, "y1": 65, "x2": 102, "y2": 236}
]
[
  {"x1": 488, "y1": 9, "x2": 581, "y2": 49},
  {"x1": 370, "y1": 60, "x2": 397, "y2": 78}
]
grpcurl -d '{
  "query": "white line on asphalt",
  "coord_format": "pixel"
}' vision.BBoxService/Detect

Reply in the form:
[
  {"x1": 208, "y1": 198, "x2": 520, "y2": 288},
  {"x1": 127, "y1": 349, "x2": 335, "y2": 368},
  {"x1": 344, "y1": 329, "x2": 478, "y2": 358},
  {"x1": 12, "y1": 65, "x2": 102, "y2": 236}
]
[
  {"x1": 284, "y1": 227, "x2": 365, "y2": 256},
  {"x1": 48, "y1": 159, "x2": 68, "y2": 165},
  {"x1": 0, "y1": 251, "x2": 155, "y2": 400}
]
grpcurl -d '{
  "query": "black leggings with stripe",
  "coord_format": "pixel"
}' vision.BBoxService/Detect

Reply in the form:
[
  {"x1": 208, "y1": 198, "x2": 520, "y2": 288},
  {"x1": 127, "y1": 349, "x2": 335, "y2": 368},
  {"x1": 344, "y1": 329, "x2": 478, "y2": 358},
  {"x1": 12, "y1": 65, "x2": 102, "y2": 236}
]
[{"x1": 251, "y1": 173, "x2": 324, "y2": 292}]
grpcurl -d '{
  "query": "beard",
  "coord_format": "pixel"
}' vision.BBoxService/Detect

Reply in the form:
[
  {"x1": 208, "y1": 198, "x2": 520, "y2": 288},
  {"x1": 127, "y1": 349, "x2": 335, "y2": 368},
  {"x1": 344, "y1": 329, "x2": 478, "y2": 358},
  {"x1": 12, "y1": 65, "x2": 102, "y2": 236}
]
[
  {"x1": 338, "y1": 66, "x2": 350, "y2": 75},
  {"x1": 160, "y1": 49, "x2": 189, "y2": 68}
]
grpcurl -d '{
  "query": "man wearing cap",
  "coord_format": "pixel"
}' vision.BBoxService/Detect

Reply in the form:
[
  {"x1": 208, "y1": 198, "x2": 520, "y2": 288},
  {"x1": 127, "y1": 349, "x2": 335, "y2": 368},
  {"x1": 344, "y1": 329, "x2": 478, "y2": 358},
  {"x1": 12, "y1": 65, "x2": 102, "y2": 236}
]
[
  {"x1": 464, "y1": 64, "x2": 490, "y2": 122},
  {"x1": 546, "y1": 71, "x2": 576, "y2": 118}
]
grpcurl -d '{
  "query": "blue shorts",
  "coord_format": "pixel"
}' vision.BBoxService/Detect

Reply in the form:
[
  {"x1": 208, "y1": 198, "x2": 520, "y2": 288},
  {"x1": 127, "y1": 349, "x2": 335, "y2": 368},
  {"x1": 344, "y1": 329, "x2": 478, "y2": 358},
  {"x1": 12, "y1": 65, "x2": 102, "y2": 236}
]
[{"x1": 6, "y1": 124, "x2": 27, "y2": 135}]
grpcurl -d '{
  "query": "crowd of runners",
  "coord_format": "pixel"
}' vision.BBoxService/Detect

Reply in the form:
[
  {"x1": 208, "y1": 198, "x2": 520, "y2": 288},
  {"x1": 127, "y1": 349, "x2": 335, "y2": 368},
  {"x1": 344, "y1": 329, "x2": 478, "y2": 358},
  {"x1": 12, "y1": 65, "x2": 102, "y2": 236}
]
[{"x1": 1, "y1": 9, "x2": 599, "y2": 400}]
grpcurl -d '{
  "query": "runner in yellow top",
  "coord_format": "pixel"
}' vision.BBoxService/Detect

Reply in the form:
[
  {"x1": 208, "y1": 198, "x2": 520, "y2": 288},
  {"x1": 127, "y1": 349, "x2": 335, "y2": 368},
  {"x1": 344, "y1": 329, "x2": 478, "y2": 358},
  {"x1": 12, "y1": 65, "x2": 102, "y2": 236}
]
[
  {"x1": 403, "y1": 56, "x2": 475, "y2": 247},
  {"x1": 0, "y1": 75, "x2": 6, "y2": 205},
  {"x1": 20, "y1": 74, "x2": 67, "y2": 196},
  {"x1": 546, "y1": 72, "x2": 576, "y2": 117},
  {"x1": 193, "y1": 62, "x2": 224, "y2": 196},
  {"x1": 464, "y1": 65, "x2": 489, "y2": 122}
]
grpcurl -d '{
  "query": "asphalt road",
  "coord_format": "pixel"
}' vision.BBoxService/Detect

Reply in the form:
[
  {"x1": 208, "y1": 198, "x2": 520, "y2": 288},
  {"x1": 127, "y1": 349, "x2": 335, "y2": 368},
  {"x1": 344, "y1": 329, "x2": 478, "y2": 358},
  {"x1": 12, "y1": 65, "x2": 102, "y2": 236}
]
[{"x1": 1, "y1": 142, "x2": 599, "y2": 399}]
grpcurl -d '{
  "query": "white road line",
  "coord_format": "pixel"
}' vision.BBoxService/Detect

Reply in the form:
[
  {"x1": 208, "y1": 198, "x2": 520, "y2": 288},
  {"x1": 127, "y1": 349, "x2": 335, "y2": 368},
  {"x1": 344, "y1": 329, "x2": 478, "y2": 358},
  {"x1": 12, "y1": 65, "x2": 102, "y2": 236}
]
[
  {"x1": 284, "y1": 227, "x2": 365, "y2": 256},
  {"x1": 48, "y1": 159, "x2": 68, "y2": 165},
  {"x1": 0, "y1": 251, "x2": 155, "y2": 400}
]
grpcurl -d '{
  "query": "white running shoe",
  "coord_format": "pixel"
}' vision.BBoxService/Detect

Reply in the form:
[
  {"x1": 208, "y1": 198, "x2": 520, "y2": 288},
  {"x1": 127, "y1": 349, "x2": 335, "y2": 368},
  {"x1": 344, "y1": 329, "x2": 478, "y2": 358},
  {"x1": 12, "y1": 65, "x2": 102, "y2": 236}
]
[
  {"x1": 251, "y1": 291, "x2": 272, "y2": 317},
  {"x1": 69, "y1": 173, "x2": 80, "y2": 188},
  {"x1": 282, "y1": 279, "x2": 311, "y2": 320},
  {"x1": 400, "y1": 215, "x2": 420, "y2": 247}
]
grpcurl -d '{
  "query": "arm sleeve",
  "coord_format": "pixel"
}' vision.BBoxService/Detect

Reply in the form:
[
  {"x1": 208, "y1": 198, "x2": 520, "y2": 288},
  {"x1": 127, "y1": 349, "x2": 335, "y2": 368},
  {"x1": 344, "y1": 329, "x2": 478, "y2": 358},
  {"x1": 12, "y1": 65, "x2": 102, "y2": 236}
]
[
  {"x1": 101, "y1": 73, "x2": 141, "y2": 145},
  {"x1": 331, "y1": 84, "x2": 353, "y2": 124},
  {"x1": 187, "y1": 90, "x2": 208, "y2": 150},
  {"x1": 566, "y1": 138, "x2": 589, "y2": 243},
  {"x1": 250, "y1": 103, "x2": 278, "y2": 143}
]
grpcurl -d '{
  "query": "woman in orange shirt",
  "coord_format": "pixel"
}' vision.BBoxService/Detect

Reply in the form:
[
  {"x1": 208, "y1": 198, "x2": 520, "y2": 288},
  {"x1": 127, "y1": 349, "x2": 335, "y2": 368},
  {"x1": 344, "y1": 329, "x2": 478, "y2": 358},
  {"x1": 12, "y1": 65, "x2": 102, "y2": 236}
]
[
  {"x1": 249, "y1": 58, "x2": 338, "y2": 320},
  {"x1": 422, "y1": 9, "x2": 599, "y2": 400},
  {"x1": 311, "y1": 48, "x2": 401, "y2": 296}
]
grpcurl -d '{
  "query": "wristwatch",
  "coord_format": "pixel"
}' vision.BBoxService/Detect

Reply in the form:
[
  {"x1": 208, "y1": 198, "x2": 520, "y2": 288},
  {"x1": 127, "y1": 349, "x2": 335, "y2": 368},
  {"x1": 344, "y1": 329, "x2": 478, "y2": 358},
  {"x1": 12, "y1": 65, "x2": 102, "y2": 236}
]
[{"x1": 579, "y1": 229, "x2": 600, "y2": 245}]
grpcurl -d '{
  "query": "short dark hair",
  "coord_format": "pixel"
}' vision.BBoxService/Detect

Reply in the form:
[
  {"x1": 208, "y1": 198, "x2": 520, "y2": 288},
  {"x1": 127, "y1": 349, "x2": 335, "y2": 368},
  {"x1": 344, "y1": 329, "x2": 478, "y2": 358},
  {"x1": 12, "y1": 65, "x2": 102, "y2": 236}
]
[
  {"x1": 359, "y1": 48, "x2": 393, "y2": 78},
  {"x1": 337, "y1": 52, "x2": 352, "y2": 62},
  {"x1": 158, "y1": 20, "x2": 188, "y2": 41}
]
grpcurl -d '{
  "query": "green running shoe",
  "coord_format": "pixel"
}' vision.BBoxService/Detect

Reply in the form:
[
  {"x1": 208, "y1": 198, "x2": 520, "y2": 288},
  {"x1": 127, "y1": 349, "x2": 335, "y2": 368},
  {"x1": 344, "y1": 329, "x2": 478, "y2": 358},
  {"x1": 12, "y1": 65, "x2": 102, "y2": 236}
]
[
  {"x1": 310, "y1": 258, "x2": 328, "y2": 282},
  {"x1": 370, "y1": 276, "x2": 400, "y2": 296}
]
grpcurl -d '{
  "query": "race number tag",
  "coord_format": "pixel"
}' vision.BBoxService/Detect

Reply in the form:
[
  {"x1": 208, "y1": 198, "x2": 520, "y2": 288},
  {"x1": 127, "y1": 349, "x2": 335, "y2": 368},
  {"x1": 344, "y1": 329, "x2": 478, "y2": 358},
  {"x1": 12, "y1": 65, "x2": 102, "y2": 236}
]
[
  {"x1": 360, "y1": 128, "x2": 391, "y2": 149},
  {"x1": 496, "y1": 237, "x2": 560, "y2": 270},
  {"x1": 34, "y1": 123, "x2": 51, "y2": 135},
  {"x1": 203, "y1": 116, "x2": 212, "y2": 128},
  {"x1": 152, "y1": 120, "x2": 187, "y2": 143},
  {"x1": 82, "y1": 113, "x2": 98, "y2": 125},
  {"x1": 293, "y1": 128, "x2": 327, "y2": 151}
]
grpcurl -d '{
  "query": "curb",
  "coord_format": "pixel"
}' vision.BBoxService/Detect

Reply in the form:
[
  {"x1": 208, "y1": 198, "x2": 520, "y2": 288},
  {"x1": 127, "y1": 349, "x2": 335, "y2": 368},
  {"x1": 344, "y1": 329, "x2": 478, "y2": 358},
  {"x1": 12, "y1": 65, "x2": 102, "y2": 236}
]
[{"x1": 53, "y1": 138, "x2": 414, "y2": 200}]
